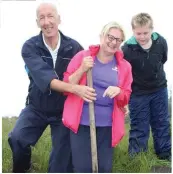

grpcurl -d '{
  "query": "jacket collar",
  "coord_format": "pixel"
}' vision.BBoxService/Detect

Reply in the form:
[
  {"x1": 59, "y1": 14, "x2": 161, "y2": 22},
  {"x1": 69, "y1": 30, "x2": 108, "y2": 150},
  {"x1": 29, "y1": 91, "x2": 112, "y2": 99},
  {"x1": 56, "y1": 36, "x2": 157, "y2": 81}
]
[
  {"x1": 36, "y1": 30, "x2": 71, "y2": 53},
  {"x1": 89, "y1": 45, "x2": 124, "y2": 64}
]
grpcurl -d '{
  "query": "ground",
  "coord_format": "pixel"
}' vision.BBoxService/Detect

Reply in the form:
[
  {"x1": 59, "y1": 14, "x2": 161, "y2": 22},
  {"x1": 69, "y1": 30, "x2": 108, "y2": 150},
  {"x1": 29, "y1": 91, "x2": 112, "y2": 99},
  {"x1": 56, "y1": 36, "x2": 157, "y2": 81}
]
[{"x1": 2, "y1": 117, "x2": 171, "y2": 173}]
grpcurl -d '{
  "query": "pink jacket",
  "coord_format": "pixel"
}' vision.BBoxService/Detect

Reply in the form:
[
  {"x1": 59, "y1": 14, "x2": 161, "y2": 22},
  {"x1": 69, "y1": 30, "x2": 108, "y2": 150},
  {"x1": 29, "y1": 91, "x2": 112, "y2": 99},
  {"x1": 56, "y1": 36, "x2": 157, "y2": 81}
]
[{"x1": 62, "y1": 45, "x2": 133, "y2": 147}]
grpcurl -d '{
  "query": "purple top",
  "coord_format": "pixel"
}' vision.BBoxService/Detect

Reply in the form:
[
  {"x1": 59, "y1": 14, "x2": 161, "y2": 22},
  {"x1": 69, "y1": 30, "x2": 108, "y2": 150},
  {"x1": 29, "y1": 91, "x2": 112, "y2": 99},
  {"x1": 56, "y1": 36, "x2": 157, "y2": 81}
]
[{"x1": 80, "y1": 57, "x2": 118, "y2": 127}]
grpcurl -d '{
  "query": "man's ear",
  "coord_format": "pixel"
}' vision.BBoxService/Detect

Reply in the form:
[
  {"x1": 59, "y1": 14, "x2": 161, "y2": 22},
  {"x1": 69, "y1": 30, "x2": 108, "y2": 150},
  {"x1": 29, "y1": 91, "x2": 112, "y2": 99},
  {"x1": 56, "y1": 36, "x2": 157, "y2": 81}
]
[
  {"x1": 58, "y1": 15, "x2": 61, "y2": 25},
  {"x1": 36, "y1": 19, "x2": 40, "y2": 28}
]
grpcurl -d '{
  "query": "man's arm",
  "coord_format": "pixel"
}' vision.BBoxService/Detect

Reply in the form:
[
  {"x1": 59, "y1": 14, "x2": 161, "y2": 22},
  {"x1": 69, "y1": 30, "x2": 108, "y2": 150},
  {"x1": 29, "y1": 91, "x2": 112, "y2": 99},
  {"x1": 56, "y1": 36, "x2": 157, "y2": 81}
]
[
  {"x1": 22, "y1": 40, "x2": 96, "y2": 102},
  {"x1": 22, "y1": 41, "x2": 58, "y2": 93},
  {"x1": 50, "y1": 79, "x2": 96, "y2": 102},
  {"x1": 50, "y1": 78, "x2": 77, "y2": 93}
]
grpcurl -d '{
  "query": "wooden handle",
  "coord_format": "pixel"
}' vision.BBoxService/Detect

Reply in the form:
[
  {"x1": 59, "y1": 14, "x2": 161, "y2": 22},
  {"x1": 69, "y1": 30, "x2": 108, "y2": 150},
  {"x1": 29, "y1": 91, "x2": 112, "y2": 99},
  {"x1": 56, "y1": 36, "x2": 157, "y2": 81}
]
[{"x1": 87, "y1": 69, "x2": 98, "y2": 173}]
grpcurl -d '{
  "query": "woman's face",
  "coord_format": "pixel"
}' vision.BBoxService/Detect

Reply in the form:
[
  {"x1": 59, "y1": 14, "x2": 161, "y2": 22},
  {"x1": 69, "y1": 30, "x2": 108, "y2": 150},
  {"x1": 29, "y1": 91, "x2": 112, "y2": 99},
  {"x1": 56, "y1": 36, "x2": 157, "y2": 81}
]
[{"x1": 100, "y1": 28, "x2": 123, "y2": 55}]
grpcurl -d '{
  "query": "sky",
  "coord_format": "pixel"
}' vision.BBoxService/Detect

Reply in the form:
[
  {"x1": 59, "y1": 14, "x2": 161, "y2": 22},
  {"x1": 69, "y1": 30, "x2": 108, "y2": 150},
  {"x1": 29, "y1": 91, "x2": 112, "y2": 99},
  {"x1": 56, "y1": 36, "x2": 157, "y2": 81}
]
[{"x1": 0, "y1": 0, "x2": 172, "y2": 117}]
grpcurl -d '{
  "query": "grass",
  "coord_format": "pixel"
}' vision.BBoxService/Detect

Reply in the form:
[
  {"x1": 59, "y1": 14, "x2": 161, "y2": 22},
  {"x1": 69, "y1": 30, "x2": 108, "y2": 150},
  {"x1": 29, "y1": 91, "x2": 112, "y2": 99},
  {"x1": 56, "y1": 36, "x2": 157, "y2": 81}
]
[{"x1": 2, "y1": 117, "x2": 171, "y2": 173}]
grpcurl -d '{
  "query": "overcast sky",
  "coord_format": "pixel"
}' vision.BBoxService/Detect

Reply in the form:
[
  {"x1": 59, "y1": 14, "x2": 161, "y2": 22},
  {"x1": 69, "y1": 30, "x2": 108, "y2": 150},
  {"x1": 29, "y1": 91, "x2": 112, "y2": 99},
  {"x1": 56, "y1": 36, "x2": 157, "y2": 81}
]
[{"x1": 0, "y1": 0, "x2": 172, "y2": 117}]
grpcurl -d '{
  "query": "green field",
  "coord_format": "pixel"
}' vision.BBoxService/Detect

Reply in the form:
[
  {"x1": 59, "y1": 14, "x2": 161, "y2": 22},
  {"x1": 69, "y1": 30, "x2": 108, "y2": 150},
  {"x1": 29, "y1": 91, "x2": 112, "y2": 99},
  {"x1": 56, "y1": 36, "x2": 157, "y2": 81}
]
[{"x1": 2, "y1": 117, "x2": 171, "y2": 173}]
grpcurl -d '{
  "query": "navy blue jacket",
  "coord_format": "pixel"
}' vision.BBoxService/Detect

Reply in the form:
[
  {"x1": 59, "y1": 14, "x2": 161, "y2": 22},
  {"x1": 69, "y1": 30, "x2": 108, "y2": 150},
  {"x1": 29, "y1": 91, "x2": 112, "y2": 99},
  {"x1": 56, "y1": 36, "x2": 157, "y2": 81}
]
[
  {"x1": 22, "y1": 31, "x2": 83, "y2": 114},
  {"x1": 122, "y1": 32, "x2": 167, "y2": 95}
]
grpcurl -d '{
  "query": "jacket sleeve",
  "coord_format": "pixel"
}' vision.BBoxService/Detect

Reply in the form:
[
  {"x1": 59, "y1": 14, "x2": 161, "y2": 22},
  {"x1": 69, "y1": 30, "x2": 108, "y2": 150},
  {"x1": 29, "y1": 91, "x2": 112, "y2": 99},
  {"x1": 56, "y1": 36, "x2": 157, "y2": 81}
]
[
  {"x1": 121, "y1": 44, "x2": 131, "y2": 63},
  {"x1": 22, "y1": 41, "x2": 58, "y2": 93},
  {"x1": 116, "y1": 61, "x2": 133, "y2": 107},
  {"x1": 162, "y1": 38, "x2": 168, "y2": 64}
]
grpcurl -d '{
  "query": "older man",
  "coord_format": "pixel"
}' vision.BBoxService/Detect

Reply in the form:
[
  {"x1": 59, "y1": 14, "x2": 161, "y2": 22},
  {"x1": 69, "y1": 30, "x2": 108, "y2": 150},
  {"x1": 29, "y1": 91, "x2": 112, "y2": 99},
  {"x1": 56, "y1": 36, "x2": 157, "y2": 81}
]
[{"x1": 8, "y1": 2, "x2": 96, "y2": 173}]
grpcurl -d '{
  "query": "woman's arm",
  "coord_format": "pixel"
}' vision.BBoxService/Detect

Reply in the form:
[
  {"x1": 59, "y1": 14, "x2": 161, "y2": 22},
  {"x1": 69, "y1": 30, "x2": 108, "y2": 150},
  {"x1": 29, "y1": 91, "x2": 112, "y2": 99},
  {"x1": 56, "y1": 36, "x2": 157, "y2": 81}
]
[
  {"x1": 64, "y1": 55, "x2": 94, "y2": 84},
  {"x1": 68, "y1": 66, "x2": 85, "y2": 84},
  {"x1": 116, "y1": 62, "x2": 133, "y2": 107}
]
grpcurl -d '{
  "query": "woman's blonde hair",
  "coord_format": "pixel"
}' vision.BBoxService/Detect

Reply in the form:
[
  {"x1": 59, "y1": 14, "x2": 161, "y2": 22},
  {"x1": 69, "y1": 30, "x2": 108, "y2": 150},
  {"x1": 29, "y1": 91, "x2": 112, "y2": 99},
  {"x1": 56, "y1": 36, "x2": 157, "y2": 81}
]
[
  {"x1": 131, "y1": 13, "x2": 153, "y2": 29},
  {"x1": 100, "y1": 21, "x2": 125, "y2": 41}
]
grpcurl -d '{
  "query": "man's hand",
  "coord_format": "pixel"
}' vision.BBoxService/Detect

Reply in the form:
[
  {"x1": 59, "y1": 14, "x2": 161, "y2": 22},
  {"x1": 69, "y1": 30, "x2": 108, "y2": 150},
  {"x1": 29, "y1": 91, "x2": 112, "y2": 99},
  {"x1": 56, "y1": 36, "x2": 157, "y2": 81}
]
[
  {"x1": 103, "y1": 86, "x2": 121, "y2": 98},
  {"x1": 73, "y1": 85, "x2": 97, "y2": 102}
]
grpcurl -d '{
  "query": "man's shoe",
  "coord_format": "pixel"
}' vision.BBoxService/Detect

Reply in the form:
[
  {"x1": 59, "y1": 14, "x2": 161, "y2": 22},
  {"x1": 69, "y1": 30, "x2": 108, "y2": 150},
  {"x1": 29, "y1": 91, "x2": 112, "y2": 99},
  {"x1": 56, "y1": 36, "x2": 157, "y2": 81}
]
[
  {"x1": 157, "y1": 152, "x2": 171, "y2": 162},
  {"x1": 25, "y1": 162, "x2": 32, "y2": 172}
]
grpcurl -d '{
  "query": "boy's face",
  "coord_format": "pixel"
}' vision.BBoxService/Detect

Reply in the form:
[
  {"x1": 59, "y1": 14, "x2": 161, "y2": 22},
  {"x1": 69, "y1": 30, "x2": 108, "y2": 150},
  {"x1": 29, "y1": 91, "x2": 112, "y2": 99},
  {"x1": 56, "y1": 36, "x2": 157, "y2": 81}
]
[{"x1": 133, "y1": 23, "x2": 153, "y2": 46}]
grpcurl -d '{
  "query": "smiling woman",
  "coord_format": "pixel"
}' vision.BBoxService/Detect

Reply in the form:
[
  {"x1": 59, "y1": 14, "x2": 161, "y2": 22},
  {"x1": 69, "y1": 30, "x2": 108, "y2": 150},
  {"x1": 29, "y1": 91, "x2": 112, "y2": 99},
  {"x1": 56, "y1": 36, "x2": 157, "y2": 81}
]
[{"x1": 62, "y1": 21, "x2": 133, "y2": 172}]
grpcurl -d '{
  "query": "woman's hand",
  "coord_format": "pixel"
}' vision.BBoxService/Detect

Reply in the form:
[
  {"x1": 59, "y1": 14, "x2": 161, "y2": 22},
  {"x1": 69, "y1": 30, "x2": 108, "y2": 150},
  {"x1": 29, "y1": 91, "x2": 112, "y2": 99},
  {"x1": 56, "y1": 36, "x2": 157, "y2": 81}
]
[
  {"x1": 80, "y1": 56, "x2": 94, "y2": 72},
  {"x1": 121, "y1": 105, "x2": 129, "y2": 117},
  {"x1": 103, "y1": 86, "x2": 121, "y2": 98}
]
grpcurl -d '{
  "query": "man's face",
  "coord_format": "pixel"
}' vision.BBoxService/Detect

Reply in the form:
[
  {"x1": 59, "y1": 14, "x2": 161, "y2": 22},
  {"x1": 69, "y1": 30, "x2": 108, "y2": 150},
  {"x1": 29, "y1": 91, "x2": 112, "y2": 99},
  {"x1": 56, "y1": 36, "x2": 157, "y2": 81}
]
[
  {"x1": 100, "y1": 28, "x2": 123, "y2": 55},
  {"x1": 36, "y1": 4, "x2": 60, "y2": 38},
  {"x1": 133, "y1": 24, "x2": 152, "y2": 46}
]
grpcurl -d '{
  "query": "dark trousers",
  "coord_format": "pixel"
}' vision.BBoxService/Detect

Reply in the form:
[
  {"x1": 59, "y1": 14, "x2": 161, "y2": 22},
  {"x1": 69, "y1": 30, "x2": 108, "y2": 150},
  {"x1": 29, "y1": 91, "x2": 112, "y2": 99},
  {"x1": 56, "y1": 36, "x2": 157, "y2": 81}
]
[
  {"x1": 8, "y1": 104, "x2": 72, "y2": 173},
  {"x1": 128, "y1": 88, "x2": 171, "y2": 158},
  {"x1": 70, "y1": 125, "x2": 113, "y2": 173}
]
